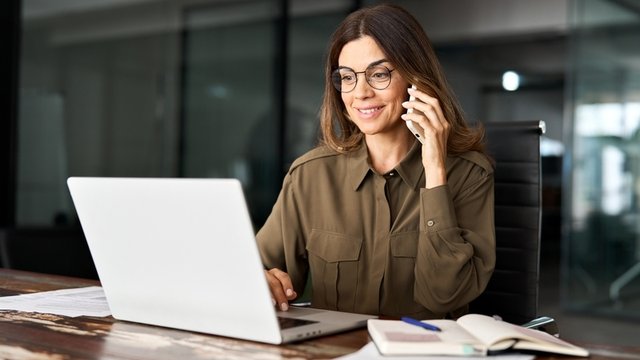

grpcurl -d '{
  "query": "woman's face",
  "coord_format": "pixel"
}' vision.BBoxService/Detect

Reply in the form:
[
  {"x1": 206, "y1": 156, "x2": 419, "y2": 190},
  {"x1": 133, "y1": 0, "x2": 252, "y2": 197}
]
[{"x1": 337, "y1": 35, "x2": 410, "y2": 139}]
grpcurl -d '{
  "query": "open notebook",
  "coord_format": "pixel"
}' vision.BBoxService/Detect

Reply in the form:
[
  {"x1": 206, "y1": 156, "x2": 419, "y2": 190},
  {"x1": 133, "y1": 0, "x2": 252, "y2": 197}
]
[{"x1": 67, "y1": 177, "x2": 375, "y2": 344}]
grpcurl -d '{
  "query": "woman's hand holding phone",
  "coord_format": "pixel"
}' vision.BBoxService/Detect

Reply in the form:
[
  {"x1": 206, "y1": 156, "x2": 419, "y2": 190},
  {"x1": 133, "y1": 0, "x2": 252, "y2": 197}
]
[
  {"x1": 405, "y1": 85, "x2": 424, "y2": 144},
  {"x1": 401, "y1": 85, "x2": 450, "y2": 188}
]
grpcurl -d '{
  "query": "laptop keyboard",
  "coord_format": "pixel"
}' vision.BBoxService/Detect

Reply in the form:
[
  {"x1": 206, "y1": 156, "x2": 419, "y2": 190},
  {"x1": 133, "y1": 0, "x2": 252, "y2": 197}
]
[{"x1": 277, "y1": 316, "x2": 318, "y2": 329}]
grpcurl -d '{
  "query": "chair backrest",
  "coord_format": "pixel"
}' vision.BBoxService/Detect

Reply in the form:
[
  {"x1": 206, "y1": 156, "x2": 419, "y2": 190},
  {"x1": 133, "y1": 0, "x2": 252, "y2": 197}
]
[{"x1": 470, "y1": 120, "x2": 545, "y2": 325}]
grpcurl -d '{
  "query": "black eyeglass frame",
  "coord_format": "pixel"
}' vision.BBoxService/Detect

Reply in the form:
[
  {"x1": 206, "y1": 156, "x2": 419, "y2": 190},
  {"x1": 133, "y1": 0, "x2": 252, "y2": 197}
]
[{"x1": 331, "y1": 64, "x2": 396, "y2": 93}]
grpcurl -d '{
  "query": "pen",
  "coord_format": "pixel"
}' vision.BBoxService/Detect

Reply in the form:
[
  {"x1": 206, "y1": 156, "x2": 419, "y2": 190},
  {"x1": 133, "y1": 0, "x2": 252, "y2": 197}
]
[{"x1": 401, "y1": 316, "x2": 442, "y2": 332}]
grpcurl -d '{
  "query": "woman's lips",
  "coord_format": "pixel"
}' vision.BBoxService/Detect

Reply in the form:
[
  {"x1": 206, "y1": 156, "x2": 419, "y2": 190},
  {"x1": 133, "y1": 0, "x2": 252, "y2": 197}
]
[{"x1": 356, "y1": 105, "x2": 383, "y2": 117}]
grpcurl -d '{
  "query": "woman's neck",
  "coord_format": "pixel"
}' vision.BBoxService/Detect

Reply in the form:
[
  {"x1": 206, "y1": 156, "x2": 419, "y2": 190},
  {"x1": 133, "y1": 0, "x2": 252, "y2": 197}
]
[{"x1": 365, "y1": 132, "x2": 414, "y2": 174}]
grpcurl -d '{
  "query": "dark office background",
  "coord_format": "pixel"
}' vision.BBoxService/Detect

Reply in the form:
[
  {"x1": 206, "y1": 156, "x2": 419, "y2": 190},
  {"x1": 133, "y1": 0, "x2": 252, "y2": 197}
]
[
  {"x1": 2, "y1": 0, "x2": 639, "y2": 346},
  {"x1": 0, "y1": 0, "x2": 564, "y2": 278},
  {"x1": 1, "y1": 0, "x2": 20, "y2": 271}
]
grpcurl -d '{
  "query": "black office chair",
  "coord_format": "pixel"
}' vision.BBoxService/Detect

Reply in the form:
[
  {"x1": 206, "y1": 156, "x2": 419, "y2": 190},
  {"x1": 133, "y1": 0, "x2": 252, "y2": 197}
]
[{"x1": 470, "y1": 120, "x2": 557, "y2": 335}]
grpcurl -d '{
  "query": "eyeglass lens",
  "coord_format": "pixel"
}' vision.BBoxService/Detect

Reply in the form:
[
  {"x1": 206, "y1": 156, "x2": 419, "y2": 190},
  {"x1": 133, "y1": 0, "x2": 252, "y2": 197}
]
[{"x1": 331, "y1": 65, "x2": 392, "y2": 93}]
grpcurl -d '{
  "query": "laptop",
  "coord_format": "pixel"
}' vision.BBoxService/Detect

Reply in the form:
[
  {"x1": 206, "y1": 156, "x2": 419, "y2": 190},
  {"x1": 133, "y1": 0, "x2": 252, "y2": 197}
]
[{"x1": 67, "y1": 177, "x2": 375, "y2": 344}]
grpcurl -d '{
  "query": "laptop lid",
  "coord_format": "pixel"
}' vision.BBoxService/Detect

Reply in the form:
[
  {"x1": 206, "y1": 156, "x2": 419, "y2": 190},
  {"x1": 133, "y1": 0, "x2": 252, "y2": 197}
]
[{"x1": 67, "y1": 177, "x2": 374, "y2": 344}]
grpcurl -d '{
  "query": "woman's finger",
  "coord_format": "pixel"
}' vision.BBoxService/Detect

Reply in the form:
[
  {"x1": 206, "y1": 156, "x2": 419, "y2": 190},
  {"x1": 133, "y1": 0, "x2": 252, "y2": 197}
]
[
  {"x1": 265, "y1": 268, "x2": 297, "y2": 311},
  {"x1": 407, "y1": 87, "x2": 446, "y2": 125}
]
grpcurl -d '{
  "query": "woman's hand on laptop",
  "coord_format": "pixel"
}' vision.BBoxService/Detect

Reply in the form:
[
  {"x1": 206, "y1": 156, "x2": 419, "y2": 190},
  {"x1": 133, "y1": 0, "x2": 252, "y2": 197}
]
[{"x1": 265, "y1": 268, "x2": 298, "y2": 311}]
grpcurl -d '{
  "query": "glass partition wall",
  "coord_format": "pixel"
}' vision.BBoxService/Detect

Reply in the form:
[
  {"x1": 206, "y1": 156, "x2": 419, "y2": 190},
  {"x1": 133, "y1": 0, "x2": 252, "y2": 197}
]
[
  {"x1": 13, "y1": 0, "x2": 349, "y2": 277},
  {"x1": 565, "y1": 0, "x2": 640, "y2": 318}
]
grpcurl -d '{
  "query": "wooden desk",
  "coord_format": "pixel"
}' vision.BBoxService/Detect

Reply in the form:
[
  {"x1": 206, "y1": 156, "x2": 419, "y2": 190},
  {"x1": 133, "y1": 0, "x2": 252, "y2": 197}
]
[{"x1": 0, "y1": 269, "x2": 638, "y2": 360}]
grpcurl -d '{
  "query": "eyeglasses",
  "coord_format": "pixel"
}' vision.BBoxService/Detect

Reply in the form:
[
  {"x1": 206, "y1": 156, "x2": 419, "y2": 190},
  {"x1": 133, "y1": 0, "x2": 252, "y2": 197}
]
[{"x1": 331, "y1": 64, "x2": 395, "y2": 93}]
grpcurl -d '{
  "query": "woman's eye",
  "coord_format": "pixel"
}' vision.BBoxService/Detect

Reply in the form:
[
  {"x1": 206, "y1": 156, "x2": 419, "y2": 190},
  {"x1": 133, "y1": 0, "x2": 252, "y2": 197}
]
[
  {"x1": 371, "y1": 72, "x2": 389, "y2": 80},
  {"x1": 342, "y1": 74, "x2": 355, "y2": 82}
]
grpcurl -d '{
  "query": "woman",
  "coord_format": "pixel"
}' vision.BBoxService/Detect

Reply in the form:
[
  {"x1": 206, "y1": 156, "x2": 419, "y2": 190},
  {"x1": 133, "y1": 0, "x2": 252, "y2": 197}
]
[{"x1": 257, "y1": 4, "x2": 495, "y2": 319}]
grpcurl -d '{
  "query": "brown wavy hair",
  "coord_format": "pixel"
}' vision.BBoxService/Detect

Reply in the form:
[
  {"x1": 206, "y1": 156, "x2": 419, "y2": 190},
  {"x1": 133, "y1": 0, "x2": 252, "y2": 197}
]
[{"x1": 320, "y1": 4, "x2": 485, "y2": 155}]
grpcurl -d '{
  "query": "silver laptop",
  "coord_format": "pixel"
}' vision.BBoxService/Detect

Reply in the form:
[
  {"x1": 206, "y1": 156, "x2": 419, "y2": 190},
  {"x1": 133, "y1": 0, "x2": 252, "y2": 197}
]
[{"x1": 67, "y1": 177, "x2": 375, "y2": 344}]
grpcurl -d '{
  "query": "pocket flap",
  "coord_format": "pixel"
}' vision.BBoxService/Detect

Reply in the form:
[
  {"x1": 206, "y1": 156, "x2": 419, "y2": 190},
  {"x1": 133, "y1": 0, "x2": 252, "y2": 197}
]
[
  {"x1": 306, "y1": 229, "x2": 362, "y2": 262},
  {"x1": 390, "y1": 231, "x2": 419, "y2": 258}
]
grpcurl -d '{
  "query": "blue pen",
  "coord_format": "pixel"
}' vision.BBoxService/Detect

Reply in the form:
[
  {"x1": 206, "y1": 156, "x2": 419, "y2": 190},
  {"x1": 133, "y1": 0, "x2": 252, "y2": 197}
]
[{"x1": 401, "y1": 316, "x2": 442, "y2": 332}]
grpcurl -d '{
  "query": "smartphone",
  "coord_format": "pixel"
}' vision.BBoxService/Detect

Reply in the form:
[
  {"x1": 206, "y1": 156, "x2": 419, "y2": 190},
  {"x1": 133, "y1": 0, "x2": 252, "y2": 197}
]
[{"x1": 405, "y1": 84, "x2": 424, "y2": 144}]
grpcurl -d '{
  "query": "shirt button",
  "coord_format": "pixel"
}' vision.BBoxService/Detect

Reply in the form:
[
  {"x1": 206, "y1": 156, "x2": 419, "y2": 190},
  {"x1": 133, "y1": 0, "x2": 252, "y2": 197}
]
[{"x1": 427, "y1": 220, "x2": 435, "y2": 227}]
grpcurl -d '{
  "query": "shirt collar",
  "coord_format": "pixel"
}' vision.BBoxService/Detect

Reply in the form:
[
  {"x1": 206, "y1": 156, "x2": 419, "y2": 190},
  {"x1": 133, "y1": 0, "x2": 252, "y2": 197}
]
[
  {"x1": 348, "y1": 142, "x2": 371, "y2": 191},
  {"x1": 395, "y1": 140, "x2": 424, "y2": 190},
  {"x1": 348, "y1": 139, "x2": 424, "y2": 191}
]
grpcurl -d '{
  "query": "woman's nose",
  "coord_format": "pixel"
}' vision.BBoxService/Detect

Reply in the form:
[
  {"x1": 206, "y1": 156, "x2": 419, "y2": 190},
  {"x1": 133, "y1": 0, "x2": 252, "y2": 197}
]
[{"x1": 352, "y1": 74, "x2": 375, "y2": 99}]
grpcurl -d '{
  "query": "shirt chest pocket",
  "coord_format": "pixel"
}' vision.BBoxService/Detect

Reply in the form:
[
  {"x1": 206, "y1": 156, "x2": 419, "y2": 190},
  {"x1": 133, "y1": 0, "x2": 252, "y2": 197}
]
[
  {"x1": 390, "y1": 231, "x2": 419, "y2": 258},
  {"x1": 306, "y1": 230, "x2": 362, "y2": 311},
  {"x1": 388, "y1": 231, "x2": 425, "y2": 315},
  {"x1": 390, "y1": 231, "x2": 419, "y2": 280}
]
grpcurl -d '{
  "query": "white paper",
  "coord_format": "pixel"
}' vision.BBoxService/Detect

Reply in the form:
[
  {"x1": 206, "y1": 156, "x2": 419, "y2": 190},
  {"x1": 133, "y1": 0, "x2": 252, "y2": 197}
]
[
  {"x1": 0, "y1": 286, "x2": 111, "y2": 317},
  {"x1": 337, "y1": 342, "x2": 535, "y2": 360}
]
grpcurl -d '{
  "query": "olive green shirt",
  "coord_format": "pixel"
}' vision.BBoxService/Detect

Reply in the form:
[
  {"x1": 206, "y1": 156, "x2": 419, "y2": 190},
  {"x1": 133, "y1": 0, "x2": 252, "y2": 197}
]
[{"x1": 256, "y1": 140, "x2": 495, "y2": 319}]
